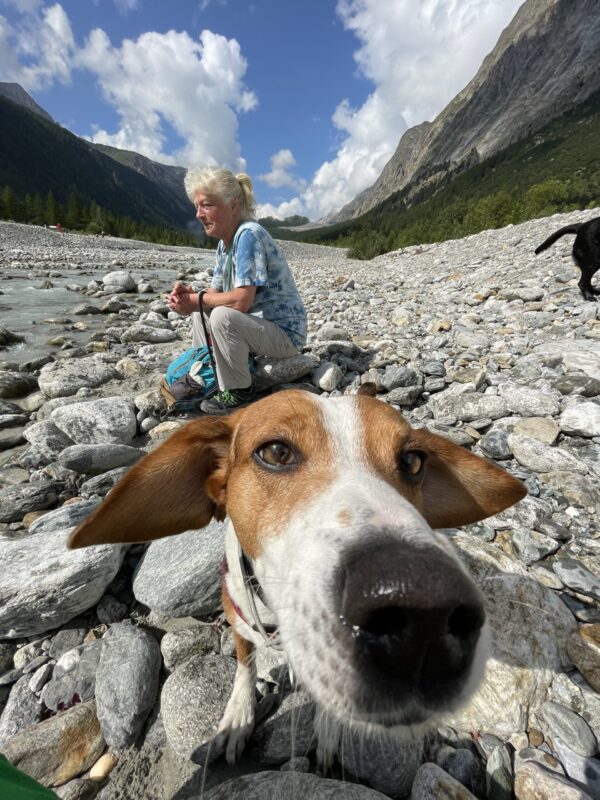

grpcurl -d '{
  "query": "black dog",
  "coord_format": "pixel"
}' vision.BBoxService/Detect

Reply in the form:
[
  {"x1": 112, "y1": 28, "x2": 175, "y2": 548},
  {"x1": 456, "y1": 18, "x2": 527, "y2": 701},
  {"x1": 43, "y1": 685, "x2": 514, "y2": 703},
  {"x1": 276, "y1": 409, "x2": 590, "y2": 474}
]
[{"x1": 535, "y1": 216, "x2": 600, "y2": 301}]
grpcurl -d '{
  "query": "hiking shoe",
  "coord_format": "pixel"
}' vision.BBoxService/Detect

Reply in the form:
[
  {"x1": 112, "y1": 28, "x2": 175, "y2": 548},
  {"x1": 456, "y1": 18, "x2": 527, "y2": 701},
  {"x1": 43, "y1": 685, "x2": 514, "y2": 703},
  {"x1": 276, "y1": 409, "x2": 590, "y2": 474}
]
[{"x1": 200, "y1": 386, "x2": 255, "y2": 415}]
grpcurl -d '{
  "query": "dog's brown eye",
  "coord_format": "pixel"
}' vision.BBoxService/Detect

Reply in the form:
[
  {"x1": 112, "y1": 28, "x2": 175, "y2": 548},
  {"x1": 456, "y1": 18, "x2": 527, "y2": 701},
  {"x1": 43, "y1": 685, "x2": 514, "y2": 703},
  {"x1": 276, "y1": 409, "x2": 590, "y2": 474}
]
[
  {"x1": 255, "y1": 441, "x2": 296, "y2": 468},
  {"x1": 398, "y1": 450, "x2": 426, "y2": 480}
]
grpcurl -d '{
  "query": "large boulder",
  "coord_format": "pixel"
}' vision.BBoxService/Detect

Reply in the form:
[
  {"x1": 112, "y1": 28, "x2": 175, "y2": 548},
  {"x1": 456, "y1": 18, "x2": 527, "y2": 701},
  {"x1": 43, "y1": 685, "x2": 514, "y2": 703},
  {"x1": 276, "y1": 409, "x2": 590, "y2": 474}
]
[
  {"x1": 448, "y1": 534, "x2": 576, "y2": 738},
  {"x1": 161, "y1": 654, "x2": 237, "y2": 760},
  {"x1": 51, "y1": 396, "x2": 137, "y2": 445},
  {"x1": 132, "y1": 521, "x2": 225, "y2": 618},
  {"x1": 28, "y1": 499, "x2": 100, "y2": 535},
  {"x1": 120, "y1": 323, "x2": 177, "y2": 344},
  {"x1": 0, "y1": 482, "x2": 60, "y2": 523},
  {"x1": 0, "y1": 674, "x2": 43, "y2": 747},
  {"x1": 58, "y1": 443, "x2": 143, "y2": 474},
  {"x1": 0, "y1": 528, "x2": 124, "y2": 639},
  {"x1": 0, "y1": 371, "x2": 38, "y2": 399},
  {"x1": 427, "y1": 390, "x2": 508, "y2": 421},
  {"x1": 201, "y1": 771, "x2": 391, "y2": 799},
  {"x1": 22, "y1": 420, "x2": 75, "y2": 460},
  {"x1": 253, "y1": 354, "x2": 319, "y2": 391},
  {"x1": 1, "y1": 700, "x2": 104, "y2": 788},
  {"x1": 102, "y1": 270, "x2": 137, "y2": 293},
  {"x1": 38, "y1": 357, "x2": 119, "y2": 398},
  {"x1": 95, "y1": 623, "x2": 161, "y2": 748}
]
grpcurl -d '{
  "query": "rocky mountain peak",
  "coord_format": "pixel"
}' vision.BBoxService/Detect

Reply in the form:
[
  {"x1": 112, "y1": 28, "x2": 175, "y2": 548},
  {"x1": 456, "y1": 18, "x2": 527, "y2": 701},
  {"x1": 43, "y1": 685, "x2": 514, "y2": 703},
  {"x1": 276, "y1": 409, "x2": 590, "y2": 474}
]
[{"x1": 329, "y1": 0, "x2": 600, "y2": 223}]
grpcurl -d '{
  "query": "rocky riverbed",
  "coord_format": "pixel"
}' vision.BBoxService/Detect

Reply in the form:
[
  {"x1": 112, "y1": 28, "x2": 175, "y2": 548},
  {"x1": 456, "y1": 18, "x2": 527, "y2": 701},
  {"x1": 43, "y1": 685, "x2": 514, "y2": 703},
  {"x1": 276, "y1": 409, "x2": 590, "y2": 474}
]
[{"x1": 0, "y1": 213, "x2": 599, "y2": 800}]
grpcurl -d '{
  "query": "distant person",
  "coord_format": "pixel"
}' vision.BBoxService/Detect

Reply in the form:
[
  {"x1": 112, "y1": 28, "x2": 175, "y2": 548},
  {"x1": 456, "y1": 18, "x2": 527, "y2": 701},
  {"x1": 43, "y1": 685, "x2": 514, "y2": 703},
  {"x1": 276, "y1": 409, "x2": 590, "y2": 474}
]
[
  {"x1": 167, "y1": 166, "x2": 307, "y2": 414},
  {"x1": 55, "y1": 222, "x2": 62, "y2": 234}
]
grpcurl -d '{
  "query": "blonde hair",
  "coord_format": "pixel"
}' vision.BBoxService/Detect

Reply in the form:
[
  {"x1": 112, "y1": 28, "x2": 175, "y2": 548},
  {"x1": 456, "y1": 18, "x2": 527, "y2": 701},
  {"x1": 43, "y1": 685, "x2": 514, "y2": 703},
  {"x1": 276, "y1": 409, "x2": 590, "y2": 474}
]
[{"x1": 184, "y1": 166, "x2": 256, "y2": 220}]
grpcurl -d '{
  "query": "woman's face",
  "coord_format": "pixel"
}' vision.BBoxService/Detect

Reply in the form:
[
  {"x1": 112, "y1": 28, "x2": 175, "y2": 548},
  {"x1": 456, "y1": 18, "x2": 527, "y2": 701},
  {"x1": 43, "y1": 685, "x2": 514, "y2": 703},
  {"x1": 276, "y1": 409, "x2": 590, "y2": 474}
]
[{"x1": 193, "y1": 191, "x2": 240, "y2": 246}]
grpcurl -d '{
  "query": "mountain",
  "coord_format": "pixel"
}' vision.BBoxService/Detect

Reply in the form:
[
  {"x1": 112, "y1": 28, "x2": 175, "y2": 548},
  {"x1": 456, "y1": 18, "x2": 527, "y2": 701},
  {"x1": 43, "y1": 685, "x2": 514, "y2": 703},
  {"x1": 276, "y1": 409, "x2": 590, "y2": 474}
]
[
  {"x1": 329, "y1": 0, "x2": 600, "y2": 223},
  {"x1": 0, "y1": 83, "x2": 193, "y2": 230},
  {"x1": 0, "y1": 82, "x2": 55, "y2": 124},
  {"x1": 91, "y1": 143, "x2": 191, "y2": 223},
  {"x1": 289, "y1": 86, "x2": 600, "y2": 258}
]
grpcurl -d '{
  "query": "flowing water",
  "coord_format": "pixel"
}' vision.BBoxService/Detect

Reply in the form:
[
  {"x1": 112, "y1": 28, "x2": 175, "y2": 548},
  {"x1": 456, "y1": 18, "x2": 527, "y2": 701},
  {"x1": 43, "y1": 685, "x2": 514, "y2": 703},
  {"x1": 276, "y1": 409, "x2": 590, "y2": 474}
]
[{"x1": 0, "y1": 254, "x2": 215, "y2": 365}]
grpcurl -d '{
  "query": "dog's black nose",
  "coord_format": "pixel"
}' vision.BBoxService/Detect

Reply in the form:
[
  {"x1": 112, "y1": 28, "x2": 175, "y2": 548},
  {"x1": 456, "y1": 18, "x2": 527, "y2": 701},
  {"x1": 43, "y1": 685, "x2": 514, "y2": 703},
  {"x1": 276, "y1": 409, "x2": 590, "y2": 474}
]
[{"x1": 338, "y1": 538, "x2": 485, "y2": 708}]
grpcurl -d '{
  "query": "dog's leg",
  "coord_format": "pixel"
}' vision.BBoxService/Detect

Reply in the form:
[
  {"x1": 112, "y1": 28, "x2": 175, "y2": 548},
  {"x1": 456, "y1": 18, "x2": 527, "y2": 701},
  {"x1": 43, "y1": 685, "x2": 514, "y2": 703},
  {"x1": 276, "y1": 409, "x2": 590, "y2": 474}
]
[
  {"x1": 314, "y1": 707, "x2": 343, "y2": 773},
  {"x1": 577, "y1": 274, "x2": 598, "y2": 301},
  {"x1": 574, "y1": 252, "x2": 599, "y2": 301},
  {"x1": 214, "y1": 631, "x2": 257, "y2": 764},
  {"x1": 590, "y1": 266, "x2": 600, "y2": 295}
]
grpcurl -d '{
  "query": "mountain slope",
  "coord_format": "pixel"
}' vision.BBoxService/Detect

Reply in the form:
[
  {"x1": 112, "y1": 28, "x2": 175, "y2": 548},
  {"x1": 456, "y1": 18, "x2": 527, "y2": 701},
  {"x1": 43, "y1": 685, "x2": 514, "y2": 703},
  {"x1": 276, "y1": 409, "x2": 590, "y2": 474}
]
[
  {"x1": 0, "y1": 93, "x2": 191, "y2": 229},
  {"x1": 91, "y1": 143, "x2": 191, "y2": 222},
  {"x1": 330, "y1": 0, "x2": 600, "y2": 223},
  {"x1": 0, "y1": 82, "x2": 55, "y2": 124},
  {"x1": 287, "y1": 87, "x2": 600, "y2": 257}
]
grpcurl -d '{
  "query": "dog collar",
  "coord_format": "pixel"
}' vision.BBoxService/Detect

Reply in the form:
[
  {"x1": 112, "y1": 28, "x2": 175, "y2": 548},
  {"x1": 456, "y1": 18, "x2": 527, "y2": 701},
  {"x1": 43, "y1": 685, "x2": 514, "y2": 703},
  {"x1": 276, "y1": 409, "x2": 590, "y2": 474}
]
[{"x1": 221, "y1": 545, "x2": 281, "y2": 649}]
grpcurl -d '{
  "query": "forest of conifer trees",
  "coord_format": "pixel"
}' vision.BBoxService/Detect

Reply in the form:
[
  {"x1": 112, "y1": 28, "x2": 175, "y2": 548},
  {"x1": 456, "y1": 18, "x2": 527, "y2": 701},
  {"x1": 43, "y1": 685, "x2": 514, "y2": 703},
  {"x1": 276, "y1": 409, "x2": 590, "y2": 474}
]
[{"x1": 0, "y1": 186, "x2": 204, "y2": 248}]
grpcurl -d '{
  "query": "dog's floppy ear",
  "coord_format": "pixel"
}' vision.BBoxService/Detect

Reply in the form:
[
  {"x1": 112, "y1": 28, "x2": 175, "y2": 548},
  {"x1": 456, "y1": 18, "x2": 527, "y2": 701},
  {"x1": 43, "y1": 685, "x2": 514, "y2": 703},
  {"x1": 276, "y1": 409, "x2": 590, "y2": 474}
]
[
  {"x1": 68, "y1": 417, "x2": 233, "y2": 548},
  {"x1": 412, "y1": 428, "x2": 527, "y2": 528}
]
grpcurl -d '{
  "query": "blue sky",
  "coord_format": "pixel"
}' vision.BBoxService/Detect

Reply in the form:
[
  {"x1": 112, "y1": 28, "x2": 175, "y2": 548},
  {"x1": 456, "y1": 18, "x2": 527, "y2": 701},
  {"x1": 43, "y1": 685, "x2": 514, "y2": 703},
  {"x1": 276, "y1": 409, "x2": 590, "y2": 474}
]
[{"x1": 0, "y1": 0, "x2": 523, "y2": 220}]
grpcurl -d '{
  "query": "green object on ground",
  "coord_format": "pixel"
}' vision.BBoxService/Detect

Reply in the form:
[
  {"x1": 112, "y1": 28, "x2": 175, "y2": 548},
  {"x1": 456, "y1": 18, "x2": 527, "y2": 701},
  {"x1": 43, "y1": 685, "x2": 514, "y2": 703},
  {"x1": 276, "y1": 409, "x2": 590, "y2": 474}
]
[{"x1": 0, "y1": 754, "x2": 58, "y2": 799}]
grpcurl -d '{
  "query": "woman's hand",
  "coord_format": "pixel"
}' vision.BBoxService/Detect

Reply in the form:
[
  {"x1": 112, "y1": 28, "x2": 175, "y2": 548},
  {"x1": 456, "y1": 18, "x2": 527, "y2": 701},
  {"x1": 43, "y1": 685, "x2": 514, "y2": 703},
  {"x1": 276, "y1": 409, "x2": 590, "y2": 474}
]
[{"x1": 167, "y1": 282, "x2": 199, "y2": 316}]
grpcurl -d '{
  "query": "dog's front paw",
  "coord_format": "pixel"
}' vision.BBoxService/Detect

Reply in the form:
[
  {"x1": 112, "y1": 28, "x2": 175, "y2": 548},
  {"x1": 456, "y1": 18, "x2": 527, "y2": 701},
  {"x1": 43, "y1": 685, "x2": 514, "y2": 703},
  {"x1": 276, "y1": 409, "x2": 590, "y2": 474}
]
[
  {"x1": 215, "y1": 696, "x2": 256, "y2": 764},
  {"x1": 314, "y1": 709, "x2": 342, "y2": 773}
]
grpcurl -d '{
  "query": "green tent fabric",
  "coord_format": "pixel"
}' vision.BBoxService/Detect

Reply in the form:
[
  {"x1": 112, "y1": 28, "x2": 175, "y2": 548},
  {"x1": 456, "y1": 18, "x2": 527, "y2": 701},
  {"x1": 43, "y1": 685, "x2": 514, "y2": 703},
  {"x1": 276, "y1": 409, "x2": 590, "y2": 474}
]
[{"x1": 0, "y1": 754, "x2": 58, "y2": 799}]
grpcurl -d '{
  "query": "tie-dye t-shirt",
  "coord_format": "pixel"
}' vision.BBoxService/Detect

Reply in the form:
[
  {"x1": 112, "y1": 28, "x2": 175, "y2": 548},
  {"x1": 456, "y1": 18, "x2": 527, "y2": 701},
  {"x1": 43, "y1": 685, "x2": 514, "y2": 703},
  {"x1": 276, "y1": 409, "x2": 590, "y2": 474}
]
[{"x1": 211, "y1": 221, "x2": 307, "y2": 349}]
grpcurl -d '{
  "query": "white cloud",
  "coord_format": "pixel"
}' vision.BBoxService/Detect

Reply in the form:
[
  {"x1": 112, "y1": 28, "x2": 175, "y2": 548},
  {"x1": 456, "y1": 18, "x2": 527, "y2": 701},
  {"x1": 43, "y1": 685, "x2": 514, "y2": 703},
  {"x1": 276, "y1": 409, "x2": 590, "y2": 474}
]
[
  {"x1": 258, "y1": 149, "x2": 306, "y2": 191},
  {"x1": 0, "y1": 3, "x2": 256, "y2": 171},
  {"x1": 0, "y1": 15, "x2": 23, "y2": 78},
  {"x1": 271, "y1": 0, "x2": 523, "y2": 221},
  {"x1": 337, "y1": 0, "x2": 523, "y2": 127},
  {"x1": 76, "y1": 26, "x2": 257, "y2": 169},
  {"x1": 0, "y1": 0, "x2": 44, "y2": 13},
  {"x1": 197, "y1": 0, "x2": 228, "y2": 11},
  {"x1": 0, "y1": 2, "x2": 75, "y2": 89},
  {"x1": 113, "y1": 0, "x2": 139, "y2": 12},
  {"x1": 256, "y1": 196, "x2": 306, "y2": 221},
  {"x1": 0, "y1": 0, "x2": 526, "y2": 223}
]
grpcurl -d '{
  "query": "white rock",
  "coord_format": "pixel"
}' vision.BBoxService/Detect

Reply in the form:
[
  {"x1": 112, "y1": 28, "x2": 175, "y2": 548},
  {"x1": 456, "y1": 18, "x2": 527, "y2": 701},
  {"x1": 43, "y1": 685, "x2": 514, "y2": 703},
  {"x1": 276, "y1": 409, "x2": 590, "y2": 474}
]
[
  {"x1": 0, "y1": 528, "x2": 124, "y2": 639},
  {"x1": 311, "y1": 362, "x2": 343, "y2": 392},
  {"x1": 51, "y1": 396, "x2": 137, "y2": 445},
  {"x1": 102, "y1": 270, "x2": 137, "y2": 292},
  {"x1": 560, "y1": 402, "x2": 600, "y2": 438}
]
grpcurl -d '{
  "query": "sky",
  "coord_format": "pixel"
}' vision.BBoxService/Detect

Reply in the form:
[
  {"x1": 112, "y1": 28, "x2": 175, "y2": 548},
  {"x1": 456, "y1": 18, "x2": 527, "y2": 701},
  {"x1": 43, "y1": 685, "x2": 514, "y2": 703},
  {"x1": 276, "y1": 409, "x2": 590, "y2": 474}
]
[{"x1": 0, "y1": 0, "x2": 524, "y2": 221}]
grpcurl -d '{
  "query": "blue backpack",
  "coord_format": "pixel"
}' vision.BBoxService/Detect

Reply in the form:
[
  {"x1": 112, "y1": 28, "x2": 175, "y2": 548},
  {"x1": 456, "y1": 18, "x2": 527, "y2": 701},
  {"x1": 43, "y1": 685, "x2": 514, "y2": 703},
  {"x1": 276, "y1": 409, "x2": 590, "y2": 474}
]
[
  {"x1": 160, "y1": 346, "x2": 256, "y2": 415},
  {"x1": 160, "y1": 346, "x2": 218, "y2": 415}
]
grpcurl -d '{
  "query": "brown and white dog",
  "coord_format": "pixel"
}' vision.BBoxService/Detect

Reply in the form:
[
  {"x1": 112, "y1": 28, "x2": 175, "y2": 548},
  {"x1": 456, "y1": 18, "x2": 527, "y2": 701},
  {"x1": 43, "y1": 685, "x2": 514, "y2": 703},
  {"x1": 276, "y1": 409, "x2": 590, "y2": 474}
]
[{"x1": 69, "y1": 390, "x2": 526, "y2": 764}]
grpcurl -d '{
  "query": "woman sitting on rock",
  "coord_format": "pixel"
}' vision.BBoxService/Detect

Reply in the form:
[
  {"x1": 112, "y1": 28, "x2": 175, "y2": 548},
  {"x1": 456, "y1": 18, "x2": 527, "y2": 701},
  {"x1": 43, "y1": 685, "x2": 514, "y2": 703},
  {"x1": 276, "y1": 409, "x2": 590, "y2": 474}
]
[{"x1": 167, "y1": 166, "x2": 307, "y2": 414}]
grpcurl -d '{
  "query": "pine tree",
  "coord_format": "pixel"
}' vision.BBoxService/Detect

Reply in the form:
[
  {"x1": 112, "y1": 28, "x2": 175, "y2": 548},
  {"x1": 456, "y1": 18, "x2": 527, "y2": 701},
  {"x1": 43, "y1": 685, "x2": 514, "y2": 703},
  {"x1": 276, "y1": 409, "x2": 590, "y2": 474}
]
[
  {"x1": 66, "y1": 191, "x2": 81, "y2": 229},
  {"x1": 2, "y1": 186, "x2": 17, "y2": 220},
  {"x1": 45, "y1": 191, "x2": 58, "y2": 225},
  {"x1": 32, "y1": 193, "x2": 45, "y2": 225},
  {"x1": 22, "y1": 193, "x2": 34, "y2": 223}
]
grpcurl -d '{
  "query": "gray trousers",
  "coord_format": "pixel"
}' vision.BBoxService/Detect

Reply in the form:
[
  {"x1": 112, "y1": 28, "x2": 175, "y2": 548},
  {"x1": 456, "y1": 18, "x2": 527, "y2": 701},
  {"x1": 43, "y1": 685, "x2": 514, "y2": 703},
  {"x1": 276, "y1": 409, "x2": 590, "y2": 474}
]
[{"x1": 191, "y1": 306, "x2": 299, "y2": 390}]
